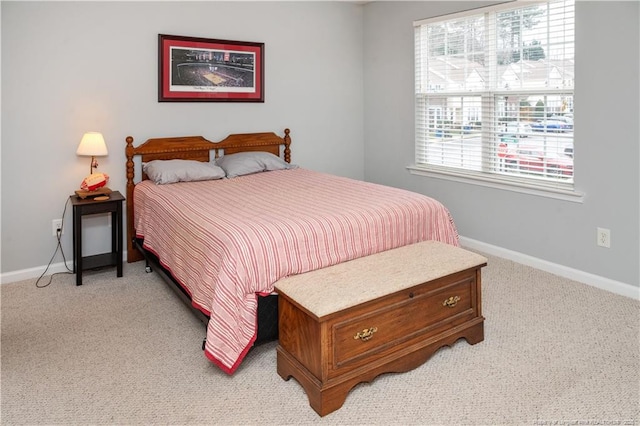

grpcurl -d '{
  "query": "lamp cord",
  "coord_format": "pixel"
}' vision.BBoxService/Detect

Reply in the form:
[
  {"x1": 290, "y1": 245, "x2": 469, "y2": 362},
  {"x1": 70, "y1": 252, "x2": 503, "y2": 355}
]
[{"x1": 35, "y1": 198, "x2": 73, "y2": 288}]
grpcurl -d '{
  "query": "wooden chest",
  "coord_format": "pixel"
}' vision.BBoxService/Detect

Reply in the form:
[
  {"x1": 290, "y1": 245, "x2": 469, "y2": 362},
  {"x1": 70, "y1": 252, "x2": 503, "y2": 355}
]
[{"x1": 275, "y1": 241, "x2": 487, "y2": 416}]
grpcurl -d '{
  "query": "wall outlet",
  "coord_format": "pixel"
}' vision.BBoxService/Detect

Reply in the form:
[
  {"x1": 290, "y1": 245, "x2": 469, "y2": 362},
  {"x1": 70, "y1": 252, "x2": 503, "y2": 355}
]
[
  {"x1": 52, "y1": 219, "x2": 63, "y2": 237},
  {"x1": 597, "y1": 227, "x2": 610, "y2": 248}
]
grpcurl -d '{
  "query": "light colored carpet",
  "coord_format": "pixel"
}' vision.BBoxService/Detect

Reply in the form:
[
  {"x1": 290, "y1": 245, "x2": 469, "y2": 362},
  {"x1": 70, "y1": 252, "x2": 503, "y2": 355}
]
[{"x1": 1, "y1": 252, "x2": 639, "y2": 425}]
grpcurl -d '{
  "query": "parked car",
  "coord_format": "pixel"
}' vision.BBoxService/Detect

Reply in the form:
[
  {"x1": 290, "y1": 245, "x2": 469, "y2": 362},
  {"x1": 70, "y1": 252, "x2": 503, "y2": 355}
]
[
  {"x1": 531, "y1": 119, "x2": 571, "y2": 133},
  {"x1": 562, "y1": 142, "x2": 574, "y2": 158},
  {"x1": 504, "y1": 146, "x2": 573, "y2": 177},
  {"x1": 549, "y1": 115, "x2": 574, "y2": 129},
  {"x1": 502, "y1": 122, "x2": 532, "y2": 138}
]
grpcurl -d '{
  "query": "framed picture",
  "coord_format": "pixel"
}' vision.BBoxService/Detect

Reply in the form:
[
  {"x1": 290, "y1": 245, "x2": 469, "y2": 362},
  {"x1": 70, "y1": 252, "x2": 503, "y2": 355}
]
[{"x1": 158, "y1": 34, "x2": 264, "y2": 102}]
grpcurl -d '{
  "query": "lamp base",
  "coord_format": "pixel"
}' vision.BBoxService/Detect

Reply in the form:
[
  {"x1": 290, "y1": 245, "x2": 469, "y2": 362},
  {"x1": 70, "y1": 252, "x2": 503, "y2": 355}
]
[{"x1": 75, "y1": 186, "x2": 112, "y2": 199}]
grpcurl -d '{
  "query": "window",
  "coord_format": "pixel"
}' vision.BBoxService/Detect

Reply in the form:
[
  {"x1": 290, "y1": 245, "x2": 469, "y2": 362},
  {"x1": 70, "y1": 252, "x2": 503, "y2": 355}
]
[{"x1": 413, "y1": 0, "x2": 576, "y2": 197}]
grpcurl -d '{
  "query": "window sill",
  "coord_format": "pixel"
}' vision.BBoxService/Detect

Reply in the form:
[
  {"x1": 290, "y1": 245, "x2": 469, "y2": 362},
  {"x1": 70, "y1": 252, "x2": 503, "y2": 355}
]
[{"x1": 407, "y1": 165, "x2": 585, "y2": 203}]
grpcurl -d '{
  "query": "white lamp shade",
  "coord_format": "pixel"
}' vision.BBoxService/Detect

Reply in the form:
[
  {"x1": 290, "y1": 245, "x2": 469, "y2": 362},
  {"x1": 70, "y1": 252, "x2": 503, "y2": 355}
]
[{"x1": 76, "y1": 132, "x2": 108, "y2": 156}]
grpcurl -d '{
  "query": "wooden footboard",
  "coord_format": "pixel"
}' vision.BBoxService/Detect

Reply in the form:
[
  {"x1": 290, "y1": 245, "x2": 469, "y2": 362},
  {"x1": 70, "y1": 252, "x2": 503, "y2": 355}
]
[{"x1": 124, "y1": 129, "x2": 291, "y2": 263}]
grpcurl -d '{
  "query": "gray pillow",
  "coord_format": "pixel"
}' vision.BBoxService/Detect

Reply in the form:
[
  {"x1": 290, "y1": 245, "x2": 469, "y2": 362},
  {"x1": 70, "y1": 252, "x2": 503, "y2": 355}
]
[
  {"x1": 143, "y1": 159, "x2": 226, "y2": 184},
  {"x1": 215, "y1": 151, "x2": 297, "y2": 178}
]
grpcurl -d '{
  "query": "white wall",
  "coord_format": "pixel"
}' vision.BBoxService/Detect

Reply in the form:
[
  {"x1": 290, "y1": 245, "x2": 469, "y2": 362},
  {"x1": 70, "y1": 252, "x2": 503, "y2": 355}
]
[
  {"x1": 363, "y1": 1, "x2": 640, "y2": 289},
  {"x1": 3, "y1": 1, "x2": 639, "y2": 294},
  {"x1": 1, "y1": 1, "x2": 364, "y2": 276}
]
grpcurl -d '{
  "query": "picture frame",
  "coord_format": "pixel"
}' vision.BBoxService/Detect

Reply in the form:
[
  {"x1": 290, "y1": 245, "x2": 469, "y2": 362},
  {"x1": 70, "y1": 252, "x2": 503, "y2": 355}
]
[{"x1": 158, "y1": 34, "x2": 264, "y2": 102}]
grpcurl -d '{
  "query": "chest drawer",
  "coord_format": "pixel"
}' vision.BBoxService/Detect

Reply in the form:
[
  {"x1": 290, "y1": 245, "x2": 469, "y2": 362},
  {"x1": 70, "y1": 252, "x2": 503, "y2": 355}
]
[{"x1": 330, "y1": 270, "x2": 476, "y2": 373}]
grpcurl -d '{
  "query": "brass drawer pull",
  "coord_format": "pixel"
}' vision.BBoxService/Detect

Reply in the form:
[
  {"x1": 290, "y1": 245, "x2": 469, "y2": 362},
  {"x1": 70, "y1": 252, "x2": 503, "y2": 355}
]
[
  {"x1": 354, "y1": 327, "x2": 378, "y2": 341},
  {"x1": 443, "y1": 295, "x2": 461, "y2": 308}
]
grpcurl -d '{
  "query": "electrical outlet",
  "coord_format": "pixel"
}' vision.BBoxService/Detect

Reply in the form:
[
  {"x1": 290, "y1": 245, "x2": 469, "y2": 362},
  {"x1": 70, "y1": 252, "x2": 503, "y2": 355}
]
[
  {"x1": 52, "y1": 219, "x2": 63, "y2": 237},
  {"x1": 597, "y1": 227, "x2": 610, "y2": 248}
]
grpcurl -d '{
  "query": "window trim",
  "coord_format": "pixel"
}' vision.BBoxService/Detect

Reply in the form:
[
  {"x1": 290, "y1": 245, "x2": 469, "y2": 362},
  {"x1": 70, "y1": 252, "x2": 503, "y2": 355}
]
[
  {"x1": 413, "y1": 0, "x2": 578, "y2": 200},
  {"x1": 407, "y1": 163, "x2": 584, "y2": 203}
]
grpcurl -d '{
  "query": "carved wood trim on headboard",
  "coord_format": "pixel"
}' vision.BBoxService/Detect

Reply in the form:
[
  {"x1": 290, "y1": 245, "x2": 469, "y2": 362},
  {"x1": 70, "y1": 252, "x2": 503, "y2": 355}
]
[{"x1": 125, "y1": 129, "x2": 291, "y2": 263}]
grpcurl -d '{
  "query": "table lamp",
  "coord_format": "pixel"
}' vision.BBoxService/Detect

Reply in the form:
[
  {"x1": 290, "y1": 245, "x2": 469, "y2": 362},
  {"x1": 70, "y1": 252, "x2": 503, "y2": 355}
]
[{"x1": 75, "y1": 132, "x2": 111, "y2": 199}]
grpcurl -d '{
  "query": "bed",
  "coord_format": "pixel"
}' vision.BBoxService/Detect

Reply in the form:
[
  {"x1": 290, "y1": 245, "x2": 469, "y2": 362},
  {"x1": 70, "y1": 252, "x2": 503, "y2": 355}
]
[{"x1": 125, "y1": 128, "x2": 460, "y2": 374}]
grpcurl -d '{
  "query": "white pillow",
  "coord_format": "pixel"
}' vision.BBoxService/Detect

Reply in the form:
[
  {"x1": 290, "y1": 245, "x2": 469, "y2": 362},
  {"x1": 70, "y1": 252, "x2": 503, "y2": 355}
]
[
  {"x1": 215, "y1": 151, "x2": 297, "y2": 178},
  {"x1": 143, "y1": 159, "x2": 226, "y2": 184}
]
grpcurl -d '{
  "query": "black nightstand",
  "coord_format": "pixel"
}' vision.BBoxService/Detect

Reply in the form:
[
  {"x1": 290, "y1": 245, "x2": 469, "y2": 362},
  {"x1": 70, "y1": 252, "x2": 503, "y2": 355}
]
[{"x1": 70, "y1": 191, "x2": 125, "y2": 286}]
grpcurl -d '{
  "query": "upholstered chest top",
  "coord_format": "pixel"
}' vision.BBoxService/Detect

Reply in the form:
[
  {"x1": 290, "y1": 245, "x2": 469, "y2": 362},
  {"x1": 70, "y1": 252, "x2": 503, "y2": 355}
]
[{"x1": 275, "y1": 240, "x2": 488, "y2": 318}]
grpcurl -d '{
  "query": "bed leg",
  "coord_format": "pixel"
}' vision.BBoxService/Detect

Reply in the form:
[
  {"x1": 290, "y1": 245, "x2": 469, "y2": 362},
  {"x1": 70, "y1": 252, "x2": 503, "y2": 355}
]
[
  {"x1": 145, "y1": 261, "x2": 152, "y2": 273},
  {"x1": 202, "y1": 338, "x2": 206, "y2": 351}
]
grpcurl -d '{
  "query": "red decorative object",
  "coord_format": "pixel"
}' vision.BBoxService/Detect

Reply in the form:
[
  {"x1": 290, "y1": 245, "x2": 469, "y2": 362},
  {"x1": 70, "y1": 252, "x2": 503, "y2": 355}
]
[{"x1": 80, "y1": 172, "x2": 109, "y2": 191}]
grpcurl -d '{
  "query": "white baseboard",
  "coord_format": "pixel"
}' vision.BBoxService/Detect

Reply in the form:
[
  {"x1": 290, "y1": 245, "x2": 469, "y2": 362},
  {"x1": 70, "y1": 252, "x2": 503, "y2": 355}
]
[
  {"x1": 460, "y1": 236, "x2": 640, "y2": 300},
  {"x1": 0, "y1": 261, "x2": 75, "y2": 285},
  {"x1": 2, "y1": 243, "x2": 639, "y2": 300},
  {"x1": 0, "y1": 250, "x2": 129, "y2": 285}
]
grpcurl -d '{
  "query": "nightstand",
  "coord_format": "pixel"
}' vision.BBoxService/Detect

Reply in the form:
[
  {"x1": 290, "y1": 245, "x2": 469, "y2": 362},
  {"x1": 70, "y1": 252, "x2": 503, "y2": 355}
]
[{"x1": 70, "y1": 191, "x2": 125, "y2": 286}]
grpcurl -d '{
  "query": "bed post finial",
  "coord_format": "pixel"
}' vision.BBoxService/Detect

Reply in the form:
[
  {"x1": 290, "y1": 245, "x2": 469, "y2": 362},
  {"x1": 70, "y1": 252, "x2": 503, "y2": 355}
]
[{"x1": 283, "y1": 128, "x2": 291, "y2": 164}]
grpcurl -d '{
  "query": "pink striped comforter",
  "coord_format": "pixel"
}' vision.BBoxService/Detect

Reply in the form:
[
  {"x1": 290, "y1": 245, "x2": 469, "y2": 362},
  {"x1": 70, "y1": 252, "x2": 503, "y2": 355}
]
[{"x1": 134, "y1": 168, "x2": 459, "y2": 373}]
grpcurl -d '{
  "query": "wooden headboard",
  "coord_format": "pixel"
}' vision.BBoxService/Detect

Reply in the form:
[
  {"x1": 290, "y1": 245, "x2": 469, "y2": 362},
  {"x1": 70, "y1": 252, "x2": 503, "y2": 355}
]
[{"x1": 125, "y1": 128, "x2": 291, "y2": 262}]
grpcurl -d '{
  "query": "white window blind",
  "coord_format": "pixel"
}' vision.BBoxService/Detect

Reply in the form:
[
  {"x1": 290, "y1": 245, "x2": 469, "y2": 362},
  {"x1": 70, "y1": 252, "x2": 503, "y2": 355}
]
[{"x1": 414, "y1": 0, "x2": 575, "y2": 193}]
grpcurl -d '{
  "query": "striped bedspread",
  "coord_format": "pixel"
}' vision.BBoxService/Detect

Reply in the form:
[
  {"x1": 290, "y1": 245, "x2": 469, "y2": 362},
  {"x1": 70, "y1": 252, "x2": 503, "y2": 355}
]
[{"x1": 133, "y1": 168, "x2": 459, "y2": 374}]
